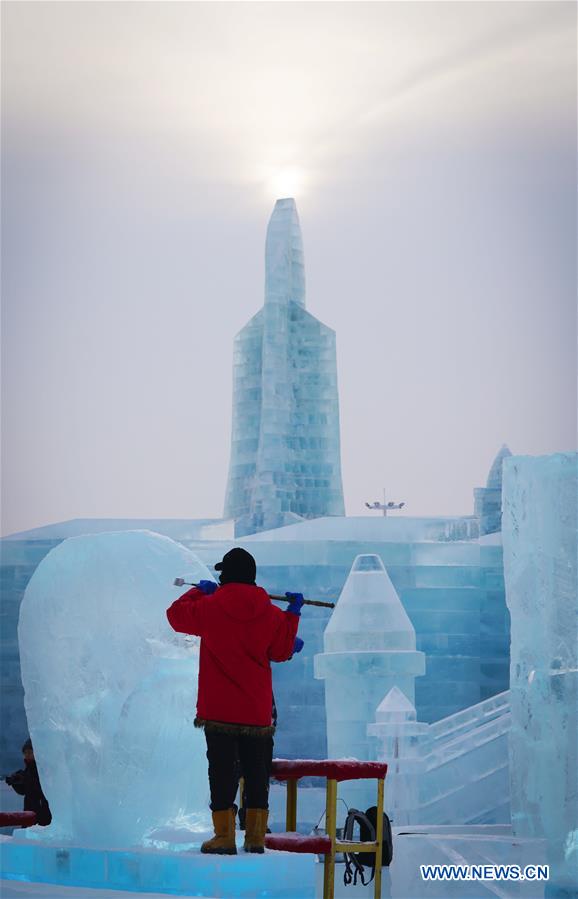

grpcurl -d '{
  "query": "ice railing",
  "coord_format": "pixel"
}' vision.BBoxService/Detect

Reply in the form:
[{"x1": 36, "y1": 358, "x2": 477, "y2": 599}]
[{"x1": 425, "y1": 691, "x2": 511, "y2": 770}]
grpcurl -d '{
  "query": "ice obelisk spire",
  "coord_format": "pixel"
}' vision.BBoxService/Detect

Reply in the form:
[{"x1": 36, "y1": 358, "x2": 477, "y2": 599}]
[
  {"x1": 224, "y1": 198, "x2": 345, "y2": 535},
  {"x1": 265, "y1": 198, "x2": 305, "y2": 307}
]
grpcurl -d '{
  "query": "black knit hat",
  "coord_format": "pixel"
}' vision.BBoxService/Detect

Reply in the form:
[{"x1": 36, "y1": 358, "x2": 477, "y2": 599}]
[
  {"x1": 22, "y1": 738, "x2": 33, "y2": 753},
  {"x1": 214, "y1": 547, "x2": 256, "y2": 584}
]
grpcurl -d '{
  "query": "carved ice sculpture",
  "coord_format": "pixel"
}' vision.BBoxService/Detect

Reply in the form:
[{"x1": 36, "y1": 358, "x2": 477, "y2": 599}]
[{"x1": 18, "y1": 530, "x2": 211, "y2": 847}]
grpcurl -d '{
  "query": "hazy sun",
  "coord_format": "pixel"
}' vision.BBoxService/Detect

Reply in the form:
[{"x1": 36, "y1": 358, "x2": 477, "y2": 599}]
[{"x1": 266, "y1": 166, "x2": 306, "y2": 200}]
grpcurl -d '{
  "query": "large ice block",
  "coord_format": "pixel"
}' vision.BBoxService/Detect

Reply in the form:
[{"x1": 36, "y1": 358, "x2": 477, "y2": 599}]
[
  {"x1": 224, "y1": 198, "x2": 345, "y2": 534},
  {"x1": 389, "y1": 827, "x2": 547, "y2": 899},
  {"x1": 17, "y1": 530, "x2": 212, "y2": 847},
  {"x1": 502, "y1": 453, "x2": 577, "y2": 896}
]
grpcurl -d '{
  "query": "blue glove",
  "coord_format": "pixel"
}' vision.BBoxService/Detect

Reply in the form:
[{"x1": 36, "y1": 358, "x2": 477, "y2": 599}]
[
  {"x1": 285, "y1": 592, "x2": 304, "y2": 616},
  {"x1": 292, "y1": 637, "x2": 304, "y2": 654},
  {"x1": 197, "y1": 580, "x2": 218, "y2": 595}
]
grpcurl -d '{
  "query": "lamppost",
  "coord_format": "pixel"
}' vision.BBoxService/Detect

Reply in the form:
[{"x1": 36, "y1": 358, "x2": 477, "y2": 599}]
[{"x1": 365, "y1": 488, "x2": 406, "y2": 517}]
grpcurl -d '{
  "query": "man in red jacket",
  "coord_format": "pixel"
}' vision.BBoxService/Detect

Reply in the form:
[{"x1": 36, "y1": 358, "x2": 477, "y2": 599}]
[{"x1": 166, "y1": 547, "x2": 303, "y2": 855}]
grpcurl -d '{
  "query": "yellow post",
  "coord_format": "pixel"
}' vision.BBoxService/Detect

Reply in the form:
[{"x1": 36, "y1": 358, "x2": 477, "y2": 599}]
[
  {"x1": 286, "y1": 779, "x2": 298, "y2": 831},
  {"x1": 374, "y1": 778, "x2": 385, "y2": 899},
  {"x1": 323, "y1": 779, "x2": 338, "y2": 899}
]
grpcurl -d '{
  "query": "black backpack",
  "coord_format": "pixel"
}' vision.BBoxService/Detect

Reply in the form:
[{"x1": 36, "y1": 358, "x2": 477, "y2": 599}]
[{"x1": 342, "y1": 806, "x2": 393, "y2": 887}]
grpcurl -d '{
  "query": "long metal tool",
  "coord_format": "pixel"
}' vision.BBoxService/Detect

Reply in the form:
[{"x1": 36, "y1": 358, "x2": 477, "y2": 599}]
[{"x1": 173, "y1": 578, "x2": 335, "y2": 609}]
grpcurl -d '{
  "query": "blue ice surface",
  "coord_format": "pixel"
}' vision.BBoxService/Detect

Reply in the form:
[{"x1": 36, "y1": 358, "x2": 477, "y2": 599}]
[
  {"x1": 0, "y1": 838, "x2": 316, "y2": 897},
  {"x1": 223, "y1": 199, "x2": 345, "y2": 535},
  {"x1": 503, "y1": 453, "x2": 578, "y2": 897},
  {"x1": 0, "y1": 515, "x2": 509, "y2": 773}
]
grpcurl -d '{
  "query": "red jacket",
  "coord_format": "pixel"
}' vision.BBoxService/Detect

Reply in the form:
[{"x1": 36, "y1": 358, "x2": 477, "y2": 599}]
[{"x1": 166, "y1": 584, "x2": 299, "y2": 727}]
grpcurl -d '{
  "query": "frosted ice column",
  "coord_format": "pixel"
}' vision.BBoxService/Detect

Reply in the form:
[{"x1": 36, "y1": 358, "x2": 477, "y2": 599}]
[
  {"x1": 224, "y1": 198, "x2": 345, "y2": 534},
  {"x1": 18, "y1": 530, "x2": 212, "y2": 847},
  {"x1": 502, "y1": 453, "x2": 577, "y2": 896}
]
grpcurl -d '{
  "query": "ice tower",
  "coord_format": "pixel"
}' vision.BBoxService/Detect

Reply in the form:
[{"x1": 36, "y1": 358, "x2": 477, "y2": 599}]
[
  {"x1": 315, "y1": 555, "x2": 425, "y2": 761},
  {"x1": 368, "y1": 687, "x2": 428, "y2": 825},
  {"x1": 474, "y1": 444, "x2": 512, "y2": 535},
  {"x1": 224, "y1": 199, "x2": 345, "y2": 535}
]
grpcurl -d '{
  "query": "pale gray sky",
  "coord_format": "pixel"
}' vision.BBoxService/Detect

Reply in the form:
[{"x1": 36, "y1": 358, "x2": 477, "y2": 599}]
[{"x1": 2, "y1": 1, "x2": 576, "y2": 536}]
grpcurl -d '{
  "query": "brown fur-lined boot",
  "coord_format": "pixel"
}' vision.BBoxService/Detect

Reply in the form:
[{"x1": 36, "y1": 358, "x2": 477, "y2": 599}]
[
  {"x1": 201, "y1": 808, "x2": 237, "y2": 855},
  {"x1": 243, "y1": 808, "x2": 268, "y2": 853}
]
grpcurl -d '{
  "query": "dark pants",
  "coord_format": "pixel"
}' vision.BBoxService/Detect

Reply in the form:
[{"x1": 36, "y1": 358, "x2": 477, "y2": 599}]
[{"x1": 206, "y1": 731, "x2": 273, "y2": 812}]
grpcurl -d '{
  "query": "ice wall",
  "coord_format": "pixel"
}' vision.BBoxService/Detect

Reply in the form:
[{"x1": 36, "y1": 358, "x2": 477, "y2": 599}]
[
  {"x1": 502, "y1": 453, "x2": 577, "y2": 896},
  {"x1": 18, "y1": 530, "x2": 211, "y2": 847},
  {"x1": 1, "y1": 519, "x2": 510, "y2": 769}
]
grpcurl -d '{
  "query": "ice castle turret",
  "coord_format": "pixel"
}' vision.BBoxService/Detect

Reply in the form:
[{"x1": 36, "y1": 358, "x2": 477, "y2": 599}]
[
  {"x1": 368, "y1": 687, "x2": 428, "y2": 825},
  {"x1": 315, "y1": 555, "x2": 426, "y2": 762},
  {"x1": 224, "y1": 198, "x2": 345, "y2": 536},
  {"x1": 474, "y1": 444, "x2": 512, "y2": 535}
]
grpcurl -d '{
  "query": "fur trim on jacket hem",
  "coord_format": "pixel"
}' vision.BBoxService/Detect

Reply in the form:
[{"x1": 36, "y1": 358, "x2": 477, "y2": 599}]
[{"x1": 194, "y1": 717, "x2": 275, "y2": 737}]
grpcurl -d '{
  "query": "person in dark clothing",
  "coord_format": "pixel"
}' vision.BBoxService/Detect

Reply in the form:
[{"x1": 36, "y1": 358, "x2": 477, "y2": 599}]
[
  {"x1": 237, "y1": 656, "x2": 303, "y2": 831},
  {"x1": 5, "y1": 739, "x2": 52, "y2": 826},
  {"x1": 235, "y1": 697, "x2": 276, "y2": 832},
  {"x1": 167, "y1": 547, "x2": 304, "y2": 855}
]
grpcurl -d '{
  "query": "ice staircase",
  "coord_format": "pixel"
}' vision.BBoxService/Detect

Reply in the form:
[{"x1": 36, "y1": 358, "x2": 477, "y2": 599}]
[{"x1": 419, "y1": 691, "x2": 511, "y2": 824}]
